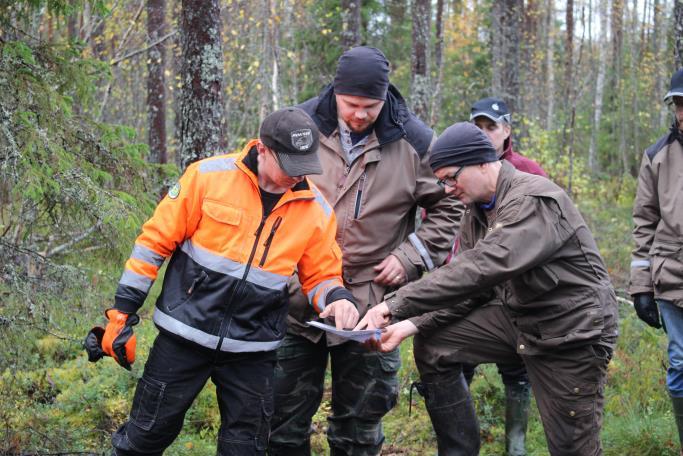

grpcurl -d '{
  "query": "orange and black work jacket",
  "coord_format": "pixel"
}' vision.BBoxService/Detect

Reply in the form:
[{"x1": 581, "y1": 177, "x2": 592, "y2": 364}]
[{"x1": 113, "y1": 140, "x2": 350, "y2": 353}]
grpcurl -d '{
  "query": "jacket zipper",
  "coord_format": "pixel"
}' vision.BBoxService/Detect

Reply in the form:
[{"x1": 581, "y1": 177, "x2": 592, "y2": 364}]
[
  {"x1": 215, "y1": 216, "x2": 267, "y2": 352},
  {"x1": 353, "y1": 172, "x2": 367, "y2": 219},
  {"x1": 214, "y1": 190, "x2": 315, "y2": 352},
  {"x1": 259, "y1": 216, "x2": 282, "y2": 267}
]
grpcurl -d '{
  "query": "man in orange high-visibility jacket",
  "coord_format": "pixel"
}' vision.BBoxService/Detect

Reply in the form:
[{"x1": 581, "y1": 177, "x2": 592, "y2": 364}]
[{"x1": 87, "y1": 107, "x2": 358, "y2": 456}]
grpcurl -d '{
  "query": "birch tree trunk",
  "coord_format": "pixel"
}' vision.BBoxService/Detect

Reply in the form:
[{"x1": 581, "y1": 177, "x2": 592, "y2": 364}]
[
  {"x1": 177, "y1": 0, "x2": 225, "y2": 170},
  {"x1": 411, "y1": 0, "x2": 431, "y2": 121},
  {"x1": 147, "y1": 0, "x2": 167, "y2": 164},
  {"x1": 491, "y1": 0, "x2": 523, "y2": 113},
  {"x1": 341, "y1": 0, "x2": 362, "y2": 50}
]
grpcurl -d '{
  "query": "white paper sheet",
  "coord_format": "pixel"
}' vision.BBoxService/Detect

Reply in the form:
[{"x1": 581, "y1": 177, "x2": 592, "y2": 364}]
[{"x1": 306, "y1": 321, "x2": 382, "y2": 343}]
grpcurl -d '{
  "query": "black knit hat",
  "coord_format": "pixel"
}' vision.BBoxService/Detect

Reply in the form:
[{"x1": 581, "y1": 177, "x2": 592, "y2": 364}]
[
  {"x1": 429, "y1": 122, "x2": 498, "y2": 171},
  {"x1": 333, "y1": 46, "x2": 390, "y2": 101},
  {"x1": 260, "y1": 107, "x2": 322, "y2": 176}
]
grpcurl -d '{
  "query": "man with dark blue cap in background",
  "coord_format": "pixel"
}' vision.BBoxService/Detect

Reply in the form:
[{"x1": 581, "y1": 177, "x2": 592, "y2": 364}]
[
  {"x1": 630, "y1": 67, "x2": 683, "y2": 452},
  {"x1": 357, "y1": 122, "x2": 619, "y2": 455},
  {"x1": 268, "y1": 46, "x2": 462, "y2": 455}
]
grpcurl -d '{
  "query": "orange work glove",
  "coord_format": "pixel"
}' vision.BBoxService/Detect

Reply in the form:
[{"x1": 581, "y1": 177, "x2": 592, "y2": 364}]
[{"x1": 101, "y1": 309, "x2": 140, "y2": 370}]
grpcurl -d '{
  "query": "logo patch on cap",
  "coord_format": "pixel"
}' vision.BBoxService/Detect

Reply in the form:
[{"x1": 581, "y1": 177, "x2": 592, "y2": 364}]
[
  {"x1": 492, "y1": 103, "x2": 499, "y2": 111},
  {"x1": 291, "y1": 129, "x2": 313, "y2": 151}
]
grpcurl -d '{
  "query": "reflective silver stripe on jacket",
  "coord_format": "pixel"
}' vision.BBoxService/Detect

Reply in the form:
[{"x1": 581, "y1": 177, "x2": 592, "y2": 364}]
[
  {"x1": 181, "y1": 240, "x2": 288, "y2": 290},
  {"x1": 306, "y1": 278, "x2": 339, "y2": 311},
  {"x1": 130, "y1": 244, "x2": 166, "y2": 268},
  {"x1": 199, "y1": 157, "x2": 237, "y2": 173},
  {"x1": 119, "y1": 269, "x2": 153, "y2": 293},
  {"x1": 630, "y1": 259, "x2": 651, "y2": 269},
  {"x1": 153, "y1": 308, "x2": 282, "y2": 352},
  {"x1": 408, "y1": 233, "x2": 436, "y2": 271},
  {"x1": 310, "y1": 186, "x2": 332, "y2": 218}
]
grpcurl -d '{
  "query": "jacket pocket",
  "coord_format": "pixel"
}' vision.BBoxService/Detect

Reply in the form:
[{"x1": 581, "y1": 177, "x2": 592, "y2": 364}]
[
  {"x1": 130, "y1": 376, "x2": 166, "y2": 431},
  {"x1": 651, "y1": 238, "x2": 683, "y2": 294},
  {"x1": 203, "y1": 199, "x2": 242, "y2": 225},
  {"x1": 168, "y1": 269, "x2": 209, "y2": 312},
  {"x1": 200, "y1": 199, "x2": 247, "y2": 258},
  {"x1": 537, "y1": 303, "x2": 604, "y2": 346},
  {"x1": 508, "y1": 264, "x2": 559, "y2": 307}
]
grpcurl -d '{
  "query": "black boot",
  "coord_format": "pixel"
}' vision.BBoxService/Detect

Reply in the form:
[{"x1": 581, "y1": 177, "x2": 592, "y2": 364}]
[
  {"x1": 671, "y1": 395, "x2": 683, "y2": 454},
  {"x1": 505, "y1": 382, "x2": 530, "y2": 456},
  {"x1": 415, "y1": 374, "x2": 480, "y2": 456}
]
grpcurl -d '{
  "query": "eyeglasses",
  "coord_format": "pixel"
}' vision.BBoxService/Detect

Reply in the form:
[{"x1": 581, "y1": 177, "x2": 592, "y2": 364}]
[{"x1": 437, "y1": 167, "x2": 465, "y2": 188}]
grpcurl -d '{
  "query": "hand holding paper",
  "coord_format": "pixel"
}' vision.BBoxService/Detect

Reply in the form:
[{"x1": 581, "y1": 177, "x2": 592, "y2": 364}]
[
  {"x1": 306, "y1": 321, "x2": 382, "y2": 343},
  {"x1": 319, "y1": 298, "x2": 359, "y2": 329}
]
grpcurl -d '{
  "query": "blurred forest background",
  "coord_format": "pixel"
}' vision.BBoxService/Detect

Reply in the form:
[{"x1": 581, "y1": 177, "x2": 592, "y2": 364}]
[{"x1": 1, "y1": 0, "x2": 683, "y2": 454}]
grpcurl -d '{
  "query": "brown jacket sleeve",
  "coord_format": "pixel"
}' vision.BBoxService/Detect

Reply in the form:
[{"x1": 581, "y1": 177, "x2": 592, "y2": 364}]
[
  {"x1": 629, "y1": 153, "x2": 659, "y2": 295},
  {"x1": 389, "y1": 195, "x2": 573, "y2": 320},
  {"x1": 391, "y1": 149, "x2": 463, "y2": 282}
]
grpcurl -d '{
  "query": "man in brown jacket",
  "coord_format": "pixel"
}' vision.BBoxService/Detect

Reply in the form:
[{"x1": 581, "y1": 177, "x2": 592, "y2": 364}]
[
  {"x1": 267, "y1": 47, "x2": 462, "y2": 455},
  {"x1": 358, "y1": 122, "x2": 619, "y2": 455},
  {"x1": 630, "y1": 67, "x2": 683, "y2": 451}
]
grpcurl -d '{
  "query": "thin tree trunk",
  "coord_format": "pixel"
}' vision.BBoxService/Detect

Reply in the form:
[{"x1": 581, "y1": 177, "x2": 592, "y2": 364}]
[
  {"x1": 178, "y1": 0, "x2": 225, "y2": 170},
  {"x1": 630, "y1": 0, "x2": 641, "y2": 174},
  {"x1": 589, "y1": 0, "x2": 609, "y2": 172},
  {"x1": 411, "y1": 0, "x2": 431, "y2": 120},
  {"x1": 565, "y1": 0, "x2": 575, "y2": 196},
  {"x1": 523, "y1": 0, "x2": 541, "y2": 124},
  {"x1": 430, "y1": 0, "x2": 446, "y2": 126},
  {"x1": 675, "y1": 0, "x2": 683, "y2": 67},
  {"x1": 560, "y1": 0, "x2": 574, "y2": 154},
  {"x1": 259, "y1": 0, "x2": 277, "y2": 122},
  {"x1": 610, "y1": 0, "x2": 628, "y2": 174},
  {"x1": 545, "y1": 1, "x2": 555, "y2": 129},
  {"x1": 341, "y1": 0, "x2": 362, "y2": 49},
  {"x1": 654, "y1": 0, "x2": 669, "y2": 127},
  {"x1": 147, "y1": 0, "x2": 167, "y2": 165}
]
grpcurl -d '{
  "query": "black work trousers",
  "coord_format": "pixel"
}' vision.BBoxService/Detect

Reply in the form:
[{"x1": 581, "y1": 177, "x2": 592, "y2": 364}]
[{"x1": 112, "y1": 332, "x2": 276, "y2": 456}]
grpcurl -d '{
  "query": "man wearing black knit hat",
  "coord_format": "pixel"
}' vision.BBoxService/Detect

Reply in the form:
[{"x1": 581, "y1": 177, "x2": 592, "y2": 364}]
[
  {"x1": 357, "y1": 122, "x2": 619, "y2": 455},
  {"x1": 268, "y1": 47, "x2": 462, "y2": 455}
]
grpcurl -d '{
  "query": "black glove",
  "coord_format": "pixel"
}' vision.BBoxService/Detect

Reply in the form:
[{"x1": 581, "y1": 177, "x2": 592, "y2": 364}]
[
  {"x1": 633, "y1": 293, "x2": 661, "y2": 329},
  {"x1": 84, "y1": 326, "x2": 106, "y2": 362}
]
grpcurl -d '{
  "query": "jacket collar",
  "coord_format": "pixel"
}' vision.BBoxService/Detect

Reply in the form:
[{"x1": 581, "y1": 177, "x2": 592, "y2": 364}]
[
  {"x1": 311, "y1": 84, "x2": 409, "y2": 147},
  {"x1": 500, "y1": 137, "x2": 514, "y2": 160},
  {"x1": 235, "y1": 139, "x2": 313, "y2": 197},
  {"x1": 494, "y1": 160, "x2": 516, "y2": 205}
]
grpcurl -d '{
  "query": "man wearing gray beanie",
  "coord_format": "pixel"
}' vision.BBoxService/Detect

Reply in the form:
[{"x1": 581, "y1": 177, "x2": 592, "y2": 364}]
[
  {"x1": 358, "y1": 122, "x2": 619, "y2": 455},
  {"x1": 268, "y1": 47, "x2": 463, "y2": 456}
]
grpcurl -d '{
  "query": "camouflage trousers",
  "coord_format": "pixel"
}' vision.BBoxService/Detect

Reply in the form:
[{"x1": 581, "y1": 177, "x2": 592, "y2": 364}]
[{"x1": 268, "y1": 333, "x2": 401, "y2": 456}]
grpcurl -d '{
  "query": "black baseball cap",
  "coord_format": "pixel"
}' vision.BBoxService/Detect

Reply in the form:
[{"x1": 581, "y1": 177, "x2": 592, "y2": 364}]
[
  {"x1": 259, "y1": 107, "x2": 322, "y2": 177},
  {"x1": 664, "y1": 68, "x2": 683, "y2": 102},
  {"x1": 469, "y1": 97, "x2": 511, "y2": 124}
]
